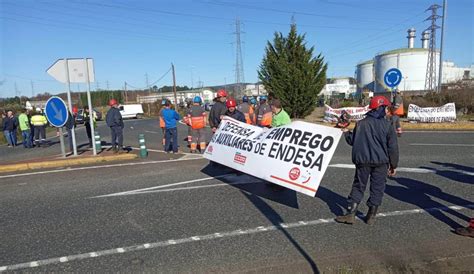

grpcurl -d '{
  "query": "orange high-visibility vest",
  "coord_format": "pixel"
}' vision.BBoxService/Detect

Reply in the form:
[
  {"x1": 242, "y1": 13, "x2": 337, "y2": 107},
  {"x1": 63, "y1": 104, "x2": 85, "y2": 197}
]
[
  {"x1": 188, "y1": 105, "x2": 206, "y2": 129},
  {"x1": 257, "y1": 104, "x2": 272, "y2": 127}
]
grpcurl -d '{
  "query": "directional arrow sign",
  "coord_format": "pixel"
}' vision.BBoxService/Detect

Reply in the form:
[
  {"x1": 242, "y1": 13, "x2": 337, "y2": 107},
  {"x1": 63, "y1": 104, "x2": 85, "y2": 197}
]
[
  {"x1": 45, "y1": 96, "x2": 69, "y2": 127},
  {"x1": 384, "y1": 68, "x2": 402, "y2": 88},
  {"x1": 47, "y1": 58, "x2": 95, "y2": 83}
]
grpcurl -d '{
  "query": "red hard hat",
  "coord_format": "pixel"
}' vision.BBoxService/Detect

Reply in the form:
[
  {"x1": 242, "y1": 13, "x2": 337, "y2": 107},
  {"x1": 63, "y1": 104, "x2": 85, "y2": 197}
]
[
  {"x1": 369, "y1": 96, "x2": 390, "y2": 109},
  {"x1": 226, "y1": 98, "x2": 237, "y2": 108},
  {"x1": 217, "y1": 89, "x2": 228, "y2": 98},
  {"x1": 109, "y1": 98, "x2": 118, "y2": 106}
]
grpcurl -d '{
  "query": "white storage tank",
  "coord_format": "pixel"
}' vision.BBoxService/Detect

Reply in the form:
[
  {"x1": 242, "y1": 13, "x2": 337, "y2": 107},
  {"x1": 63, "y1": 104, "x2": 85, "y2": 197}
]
[
  {"x1": 374, "y1": 48, "x2": 440, "y2": 92},
  {"x1": 356, "y1": 60, "x2": 374, "y2": 93}
]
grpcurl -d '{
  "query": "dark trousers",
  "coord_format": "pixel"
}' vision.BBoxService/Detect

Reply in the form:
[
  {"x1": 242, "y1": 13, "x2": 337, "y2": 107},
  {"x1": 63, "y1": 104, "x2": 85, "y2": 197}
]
[
  {"x1": 348, "y1": 164, "x2": 388, "y2": 207},
  {"x1": 85, "y1": 122, "x2": 92, "y2": 146},
  {"x1": 110, "y1": 126, "x2": 123, "y2": 148},
  {"x1": 165, "y1": 127, "x2": 178, "y2": 152},
  {"x1": 34, "y1": 126, "x2": 46, "y2": 145}
]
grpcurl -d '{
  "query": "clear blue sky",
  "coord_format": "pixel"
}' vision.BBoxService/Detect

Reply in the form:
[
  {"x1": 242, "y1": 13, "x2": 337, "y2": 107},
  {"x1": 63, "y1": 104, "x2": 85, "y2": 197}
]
[{"x1": 1, "y1": 0, "x2": 472, "y2": 98}]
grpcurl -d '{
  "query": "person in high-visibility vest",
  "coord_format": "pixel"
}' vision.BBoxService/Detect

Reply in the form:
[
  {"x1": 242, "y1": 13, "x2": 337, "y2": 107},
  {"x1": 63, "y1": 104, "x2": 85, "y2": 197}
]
[
  {"x1": 236, "y1": 95, "x2": 255, "y2": 125},
  {"x1": 83, "y1": 106, "x2": 97, "y2": 148},
  {"x1": 184, "y1": 101, "x2": 193, "y2": 147},
  {"x1": 392, "y1": 90, "x2": 404, "y2": 116},
  {"x1": 187, "y1": 96, "x2": 207, "y2": 153},
  {"x1": 256, "y1": 95, "x2": 272, "y2": 127},
  {"x1": 30, "y1": 109, "x2": 48, "y2": 147}
]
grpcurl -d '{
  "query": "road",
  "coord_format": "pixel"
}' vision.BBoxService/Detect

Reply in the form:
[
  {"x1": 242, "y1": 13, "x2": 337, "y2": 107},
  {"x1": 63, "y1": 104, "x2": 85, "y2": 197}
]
[{"x1": 0, "y1": 120, "x2": 473, "y2": 272}]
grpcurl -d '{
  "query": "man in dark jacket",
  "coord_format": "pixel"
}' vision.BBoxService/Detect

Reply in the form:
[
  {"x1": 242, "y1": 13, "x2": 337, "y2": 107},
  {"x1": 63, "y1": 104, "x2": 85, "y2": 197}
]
[
  {"x1": 224, "y1": 98, "x2": 246, "y2": 123},
  {"x1": 106, "y1": 99, "x2": 124, "y2": 153},
  {"x1": 335, "y1": 96, "x2": 399, "y2": 225},
  {"x1": 208, "y1": 89, "x2": 228, "y2": 133}
]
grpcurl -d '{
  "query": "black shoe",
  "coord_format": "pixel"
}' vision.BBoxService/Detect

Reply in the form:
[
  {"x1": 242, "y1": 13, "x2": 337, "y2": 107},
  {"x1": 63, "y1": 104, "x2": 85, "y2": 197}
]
[{"x1": 365, "y1": 206, "x2": 378, "y2": 225}]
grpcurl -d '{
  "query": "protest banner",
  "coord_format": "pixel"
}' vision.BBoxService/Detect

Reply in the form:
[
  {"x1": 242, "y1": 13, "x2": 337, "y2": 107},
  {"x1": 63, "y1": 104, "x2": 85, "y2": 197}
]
[
  {"x1": 407, "y1": 103, "x2": 456, "y2": 123},
  {"x1": 323, "y1": 104, "x2": 370, "y2": 123},
  {"x1": 204, "y1": 116, "x2": 342, "y2": 197}
]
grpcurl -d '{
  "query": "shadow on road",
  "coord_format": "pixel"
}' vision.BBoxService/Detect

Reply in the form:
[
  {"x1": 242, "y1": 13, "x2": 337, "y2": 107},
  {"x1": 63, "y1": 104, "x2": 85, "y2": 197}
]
[
  {"x1": 419, "y1": 161, "x2": 474, "y2": 185},
  {"x1": 200, "y1": 164, "x2": 299, "y2": 209},
  {"x1": 385, "y1": 177, "x2": 472, "y2": 229},
  {"x1": 315, "y1": 186, "x2": 348, "y2": 216}
]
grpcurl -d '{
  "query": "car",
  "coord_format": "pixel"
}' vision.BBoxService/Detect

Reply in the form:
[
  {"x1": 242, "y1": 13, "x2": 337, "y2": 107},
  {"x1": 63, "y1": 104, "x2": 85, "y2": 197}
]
[{"x1": 119, "y1": 104, "x2": 144, "y2": 119}]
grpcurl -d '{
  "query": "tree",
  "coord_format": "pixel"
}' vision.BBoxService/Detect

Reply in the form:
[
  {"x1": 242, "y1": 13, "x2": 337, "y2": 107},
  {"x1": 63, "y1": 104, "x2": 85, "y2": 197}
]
[{"x1": 258, "y1": 23, "x2": 327, "y2": 118}]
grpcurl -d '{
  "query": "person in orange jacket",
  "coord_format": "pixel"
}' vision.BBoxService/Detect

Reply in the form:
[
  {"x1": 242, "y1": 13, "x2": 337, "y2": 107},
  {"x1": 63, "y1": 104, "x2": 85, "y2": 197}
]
[
  {"x1": 237, "y1": 95, "x2": 255, "y2": 125},
  {"x1": 256, "y1": 95, "x2": 272, "y2": 128},
  {"x1": 158, "y1": 99, "x2": 167, "y2": 148},
  {"x1": 187, "y1": 96, "x2": 207, "y2": 153}
]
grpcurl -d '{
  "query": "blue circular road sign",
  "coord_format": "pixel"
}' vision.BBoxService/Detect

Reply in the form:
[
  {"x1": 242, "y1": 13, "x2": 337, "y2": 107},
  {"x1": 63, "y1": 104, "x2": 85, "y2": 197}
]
[
  {"x1": 45, "y1": 96, "x2": 69, "y2": 127},
  {"x1": 384, "y1": 68, "x2": 402, "y2": 88}
]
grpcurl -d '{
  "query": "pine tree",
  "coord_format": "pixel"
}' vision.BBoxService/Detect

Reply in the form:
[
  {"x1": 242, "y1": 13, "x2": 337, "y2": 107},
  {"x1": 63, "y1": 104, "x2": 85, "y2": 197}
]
[{"x1": 258, "y1": 23, "x2": 327, "y2": 118}]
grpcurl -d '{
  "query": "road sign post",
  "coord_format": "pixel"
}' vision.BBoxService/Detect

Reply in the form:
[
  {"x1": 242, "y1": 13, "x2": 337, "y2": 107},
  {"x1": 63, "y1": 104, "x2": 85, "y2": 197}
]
[
  {"x1": 84, "y1": 58, "x2": 97, "y2": 155},
  {"x1": 384, "y1": 68, "x2": 402, "y2": 102},
  {"x1": 45, "y1": 96, "x2": 69, "y2": 158},
  {"x1": 47, "y1": 58, "x2": 96, "y2": 156}
]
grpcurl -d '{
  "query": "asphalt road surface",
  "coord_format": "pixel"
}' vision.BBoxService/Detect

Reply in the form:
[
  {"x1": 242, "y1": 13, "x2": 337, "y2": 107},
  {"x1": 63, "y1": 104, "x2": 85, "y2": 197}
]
[{"x1": 1, "y1": 120, "x2": 473, "y2": 272}]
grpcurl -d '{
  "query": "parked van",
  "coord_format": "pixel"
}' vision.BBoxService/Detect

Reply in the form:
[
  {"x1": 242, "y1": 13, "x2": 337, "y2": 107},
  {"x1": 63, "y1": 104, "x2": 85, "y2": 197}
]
[{"x1": 119, "y1": 104, "x2": 144, "y2": 119}]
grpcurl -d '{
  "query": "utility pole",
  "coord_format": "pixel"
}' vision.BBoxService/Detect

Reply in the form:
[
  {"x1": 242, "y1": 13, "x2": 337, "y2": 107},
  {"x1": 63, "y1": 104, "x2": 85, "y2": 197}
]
[
  {"x1": 234, "y1": 17, "x2": 245, "y2": 97},
  {"x1": 438, "y1": 0, "x2": 447, "y2": 93},
  {"x1": 124, "y1": 81, "x2": 128, "y2": 103},
  {"x1": 172, "y1": 63, "x2": 177, "y2": 106},
  {"x1": 424, "y1": 4, "x2": 441, "y2": 93},
  {"x1": 145, "y1": 73, "x2": 150, "y2": 95},
  {"x1": 30, "y1": 80, "x2": 34, "y2": 98}
]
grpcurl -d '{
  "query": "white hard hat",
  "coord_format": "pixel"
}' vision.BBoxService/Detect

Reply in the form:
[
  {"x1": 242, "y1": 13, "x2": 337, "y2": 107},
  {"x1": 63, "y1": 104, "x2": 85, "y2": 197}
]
[{"x1": 36, "y1": 107, "x2": 42, "y2": 112}]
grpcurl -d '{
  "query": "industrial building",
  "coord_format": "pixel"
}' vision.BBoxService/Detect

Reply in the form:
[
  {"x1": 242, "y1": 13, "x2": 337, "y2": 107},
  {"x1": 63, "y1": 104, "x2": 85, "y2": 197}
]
[{"x1": 356, "y1": 28, "x2": 471, "y2": 94}]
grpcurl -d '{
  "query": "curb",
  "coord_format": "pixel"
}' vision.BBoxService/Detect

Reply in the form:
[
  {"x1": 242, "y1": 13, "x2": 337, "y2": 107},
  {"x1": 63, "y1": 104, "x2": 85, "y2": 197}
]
[{"x1": 0, "y1": 153, "x2": 137, "y2": 174}]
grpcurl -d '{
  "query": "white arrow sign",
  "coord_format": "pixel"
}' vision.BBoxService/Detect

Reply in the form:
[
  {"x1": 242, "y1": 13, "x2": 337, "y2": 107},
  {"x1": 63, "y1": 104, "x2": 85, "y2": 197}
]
[{"x1": 47, "y1": 58, "x2": 95, "y2": 83}]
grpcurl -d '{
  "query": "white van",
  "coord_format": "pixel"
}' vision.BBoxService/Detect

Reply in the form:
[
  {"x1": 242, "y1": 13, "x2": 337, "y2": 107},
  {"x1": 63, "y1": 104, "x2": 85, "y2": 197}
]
[{"x1": 119, "y1": 104, "x2": 144, "y2": 119}]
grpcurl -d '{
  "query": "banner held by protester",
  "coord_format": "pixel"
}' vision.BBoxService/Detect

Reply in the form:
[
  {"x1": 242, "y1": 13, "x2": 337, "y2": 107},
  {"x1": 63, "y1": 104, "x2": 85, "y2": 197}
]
[
  {"x1": 324, "y1": 105, "x2": 370, "y2": 123},
  {"x1": 204, "y1": 116, "x2": 342, "y2": 197},
  {"x1": 407, "y1": 103, "x2": 456, "y2": 123}
]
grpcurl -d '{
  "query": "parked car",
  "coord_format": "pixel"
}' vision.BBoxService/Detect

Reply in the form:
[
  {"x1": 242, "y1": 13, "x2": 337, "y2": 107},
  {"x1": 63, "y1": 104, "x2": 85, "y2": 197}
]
[
  {"x1": 119, "y1": 104, "x2": 144, "y2": 119},
  {"x1": 75, "y1": 108, "x2": 102, "y2": 124}
]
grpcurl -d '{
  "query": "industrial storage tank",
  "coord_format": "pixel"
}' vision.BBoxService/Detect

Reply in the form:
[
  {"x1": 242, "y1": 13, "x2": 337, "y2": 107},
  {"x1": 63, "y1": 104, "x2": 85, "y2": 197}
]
[
  {"x1": 356, "y1": 60, "x2": 374, "y2": 93},
  {"x1": 374, "y1": 48, "x2": 440, "y2": 92}
]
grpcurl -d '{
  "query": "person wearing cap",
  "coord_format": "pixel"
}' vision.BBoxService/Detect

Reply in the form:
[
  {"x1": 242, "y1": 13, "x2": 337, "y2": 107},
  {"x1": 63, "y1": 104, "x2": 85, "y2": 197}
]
[
  {"x1": 237, "y1": 95, "x2": 255, "y2": 125},
  {"x1": 335, "y1": 95, "x2": 399, "y2": 225},
  {"x1": 256, "y1": 95, "x2": 272, "y2": 128},
  {"x1": 106, "y1": 99, "x2": 124, "y2": 153},
  {"x1": 187, "y1": 96, "x2": 207, "y2": 153},
  {"x1": 208, "y1": 89, "x2": 228, "y2": 133},
  {"x1": 270, "y1": 99, "x2": 291, "y2": 128},
  {"x1": 161, "y1": 100, "x2": 181, "y2": 153},
  {"x1": 224, "y1": 98, "x2": 246, "y2": 123}
]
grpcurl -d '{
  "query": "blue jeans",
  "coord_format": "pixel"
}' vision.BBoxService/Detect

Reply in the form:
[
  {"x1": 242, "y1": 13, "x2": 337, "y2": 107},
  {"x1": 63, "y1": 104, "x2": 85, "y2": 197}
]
[
  {"x1": 22, "y1": 130, "x2": 32, "y2": 148},
  {"x1": 11, "y1": 130, "x2": 17, "y2": 146},
  {"x1": 3, "y1": 130, "x2": 13, "y2": 146},
  {"x1": 110, "y1": 126, "x2": 123, "y2": 148},
  {"x1": 165, "y1": 127, "x2": 178, "y2": 153}
]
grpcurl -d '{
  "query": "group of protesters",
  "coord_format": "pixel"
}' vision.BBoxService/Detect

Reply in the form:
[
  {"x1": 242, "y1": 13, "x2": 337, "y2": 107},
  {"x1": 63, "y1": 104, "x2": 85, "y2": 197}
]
[{"x1": 2, "y1": 108, "x2": 49, "y2": 148}]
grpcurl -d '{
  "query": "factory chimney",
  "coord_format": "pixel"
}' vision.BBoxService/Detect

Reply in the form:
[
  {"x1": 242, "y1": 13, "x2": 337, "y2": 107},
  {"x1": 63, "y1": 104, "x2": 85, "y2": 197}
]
[
  {"x1": 407, "y1": 28, "x2": 416, "y2": 48},
  {"x1": 421, "y1": 30, "x2": 430, "y2": 49}
]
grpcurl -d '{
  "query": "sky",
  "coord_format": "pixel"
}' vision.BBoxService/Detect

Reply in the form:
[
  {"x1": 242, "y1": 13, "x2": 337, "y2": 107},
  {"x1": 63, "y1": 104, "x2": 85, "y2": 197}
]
[{"x1": 1, "y1": 0, "x2": 473, "y2": 98}]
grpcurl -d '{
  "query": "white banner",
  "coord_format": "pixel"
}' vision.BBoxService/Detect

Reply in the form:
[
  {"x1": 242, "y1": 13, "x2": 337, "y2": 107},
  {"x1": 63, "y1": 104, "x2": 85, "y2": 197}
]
[
  {"x1": 203, "y1": 116, "x2": 342, "y2": 197},
  {"x1": 407, "y1": 103, "x2": 456, "y2": 123},
  {"x1": 323, "y1": 105, "x2": 370, "y2": 123}
]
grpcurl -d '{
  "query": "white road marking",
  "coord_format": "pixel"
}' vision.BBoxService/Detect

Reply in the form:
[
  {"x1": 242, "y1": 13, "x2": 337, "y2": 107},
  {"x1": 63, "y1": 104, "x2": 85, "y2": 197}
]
[
  {"x1": 0, "y1": 157, "x2": 204, "y2": 179},
  {"x1": 59, "y1": 257, "x2": 68, "y2": 263},
  {"x1": 410, "y1": 143, "x2": 474, "y2": 147},
  {"x1": 144, "y1": 130, "x2": 160, "y2": 134},
  {"x1": 328, "y1": 164, "x2": 474, "y2": 176},
  {"x1": 0, "y1": 204, "x2": 472, "y2": 272},
  {"x1": 89, "y1": 252, "x2": 98, "y2": 257},
  {"x1": 91, "y1": 174, "x2": 233, "y2": 198}
]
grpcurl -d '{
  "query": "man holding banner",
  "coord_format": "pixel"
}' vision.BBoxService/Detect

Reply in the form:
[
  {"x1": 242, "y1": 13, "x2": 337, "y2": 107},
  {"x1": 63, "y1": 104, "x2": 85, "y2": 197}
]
[{"x1": 335, "y1": 96, "x2": 399, "y2": 225}]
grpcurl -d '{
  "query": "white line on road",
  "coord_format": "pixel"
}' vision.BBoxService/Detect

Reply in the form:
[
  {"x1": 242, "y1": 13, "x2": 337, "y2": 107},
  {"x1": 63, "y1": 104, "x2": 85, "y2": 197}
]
[
  {"x1": 410, "y1": 143, "x2": 474, "y2": 147},
  {"x1": 0, "y1": 157, "x2": 204, "y2": 180},
  {"x1": 1, "y1": 204, "x2": 472, "y2": 272},
  {"x1": 144, "y1": 130, "x2": 160, "y2": 134},
  {"x1": 329, "y1": 164, "x2": 474, "y2": 176}
]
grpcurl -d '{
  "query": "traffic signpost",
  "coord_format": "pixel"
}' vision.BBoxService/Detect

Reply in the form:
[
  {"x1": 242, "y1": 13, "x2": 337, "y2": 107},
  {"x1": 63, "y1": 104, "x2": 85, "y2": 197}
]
[
  {"x1": 47, "y1": 58, "x2": 97, "y2": 156},
  {"x1": 45, "y1": 96, "x2": 69, "y2": 158},
  {"x1": 384, "y1": 68, "x2": 402, "y2": 101}
]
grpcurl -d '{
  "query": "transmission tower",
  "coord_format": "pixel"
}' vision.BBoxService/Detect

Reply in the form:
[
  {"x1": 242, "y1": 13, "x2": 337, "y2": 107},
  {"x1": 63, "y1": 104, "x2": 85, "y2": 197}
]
[
  {"x1": 234, "y1": 17, "x2": 245, "y2": 97},
  {"x1": 424, "y1": 4, "x2": 441, "y2": 93}
]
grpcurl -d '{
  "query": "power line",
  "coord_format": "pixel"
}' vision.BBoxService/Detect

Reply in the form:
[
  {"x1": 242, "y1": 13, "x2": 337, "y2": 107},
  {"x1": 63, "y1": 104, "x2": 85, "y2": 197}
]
[{"x1": 425, "y1": 4, "x2": 442, "y2": 93}]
